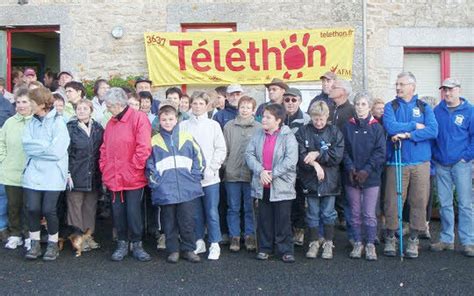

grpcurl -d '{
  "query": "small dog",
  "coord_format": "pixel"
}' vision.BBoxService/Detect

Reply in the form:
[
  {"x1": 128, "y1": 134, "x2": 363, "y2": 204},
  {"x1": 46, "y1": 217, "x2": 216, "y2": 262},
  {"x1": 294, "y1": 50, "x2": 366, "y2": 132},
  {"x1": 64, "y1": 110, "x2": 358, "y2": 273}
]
[{"x1": 58, "y1": 225, "x2": 92, "y2": 257}]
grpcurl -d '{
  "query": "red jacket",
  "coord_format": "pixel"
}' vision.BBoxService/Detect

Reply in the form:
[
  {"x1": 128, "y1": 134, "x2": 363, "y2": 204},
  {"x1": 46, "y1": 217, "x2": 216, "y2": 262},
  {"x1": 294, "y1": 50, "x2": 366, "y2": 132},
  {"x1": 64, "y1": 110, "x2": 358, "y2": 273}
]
[{"x1": 99, "y1": 107, "x2": 152, "y2": 192}]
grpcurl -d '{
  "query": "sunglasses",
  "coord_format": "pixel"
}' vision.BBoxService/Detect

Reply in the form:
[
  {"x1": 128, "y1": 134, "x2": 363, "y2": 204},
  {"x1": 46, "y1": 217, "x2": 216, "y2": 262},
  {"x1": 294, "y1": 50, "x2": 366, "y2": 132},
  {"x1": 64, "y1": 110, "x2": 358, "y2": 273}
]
[{"x1": 284, "y1": 97, "x2": 298, "y2": 103}]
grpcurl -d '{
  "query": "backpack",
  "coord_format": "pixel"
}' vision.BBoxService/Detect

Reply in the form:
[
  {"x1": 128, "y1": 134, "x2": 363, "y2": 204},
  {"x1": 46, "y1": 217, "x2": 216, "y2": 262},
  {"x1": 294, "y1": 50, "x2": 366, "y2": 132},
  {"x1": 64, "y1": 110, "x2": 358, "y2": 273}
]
[{"x1": 391, "y1": 99, "x2": 426, "y2": 114}]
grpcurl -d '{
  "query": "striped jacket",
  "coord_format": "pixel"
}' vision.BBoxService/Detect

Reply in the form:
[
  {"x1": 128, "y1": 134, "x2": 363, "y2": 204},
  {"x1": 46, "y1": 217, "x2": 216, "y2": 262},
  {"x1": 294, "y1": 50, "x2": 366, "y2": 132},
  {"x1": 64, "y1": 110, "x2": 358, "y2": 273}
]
[{"x1": 146, "y1": 125, "x2": 205, "y2": 205}]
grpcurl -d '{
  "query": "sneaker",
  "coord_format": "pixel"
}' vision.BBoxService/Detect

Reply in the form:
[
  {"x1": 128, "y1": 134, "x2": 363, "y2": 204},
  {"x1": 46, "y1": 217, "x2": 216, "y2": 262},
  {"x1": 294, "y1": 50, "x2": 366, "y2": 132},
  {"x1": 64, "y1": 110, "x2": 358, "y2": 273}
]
[
  {"x1": 383, "y1": 236, "x2": 397, "y2": 257},
  {"x1": 5, "y1": 236, "x2": 23, "y2": 250},
  {"x1": 430, "y1": 241, "x2": 454, "y2": 252},
  {"x1": 350, "y1": 242, "x2": 364, "y2": 259},
  {"x1": 25, "y1": 240, "x2": 41, "y2": 260},
  {"x1": 182, "y1": 251, "x2": 201, "y2": 263},
  {"x1": 306, "y1": 240, "x2": 320, "y2": 259},
  {"x1": 111, "y1": 240, "x2": 128, "y2": 261},
  {"x1": 82, "y1": 239, "x2": 92, "y2": 252},
  {"x1": 208, "y1": 243, "x2": 220, "y2": 260},
  {"x1": 167, "y1": 252, "x2": 180, "y2": 264},
  {"x1": 43, "y1": 242, "x2": 59, "y2": 261},
  {"x1": 293, "y1": 228, "x2": 304, "y2": 246},
  {"x1": 462, "y1": 245, "x2": 474, "y2": 257},
  {"x1": 194, "y1": 239, "x2": 206, "y2": 254},
  {"x1": 365, "y1": 243, "x2": 378, "y2": 261},
  {"x1": 229, "y1": 237, "x2": 240, "y2": 252},
  {"x1": 256, "y1": 252, "x2": 269, "y2": 260},
  {"x1": 131, "y1": 241, "x2": 151, "y2": 262},
  {"x1": 405, "y1": 237, "x2": 419, "y2": 259},
  {"x1": 282, "y1": 254, "x2": 295, "y2": 263},
  {"x1": 157, "y1": 234, "x2": 166, "y2": 250},
  {"x1": 419, "y1": 222, "x2": 431, "y2": 240},
  {"x1": 321, "y1": 240, "x2": 334, "y2": 260},
  {"x1": 24, "y1": 238, "x2": 31, "y2": 251},
  {"x1": 244, "y1": 235, "x2": 257, "y2": 252},
  {"x1": 86, "y1": 237, "x2": 101, "y2": 250}
]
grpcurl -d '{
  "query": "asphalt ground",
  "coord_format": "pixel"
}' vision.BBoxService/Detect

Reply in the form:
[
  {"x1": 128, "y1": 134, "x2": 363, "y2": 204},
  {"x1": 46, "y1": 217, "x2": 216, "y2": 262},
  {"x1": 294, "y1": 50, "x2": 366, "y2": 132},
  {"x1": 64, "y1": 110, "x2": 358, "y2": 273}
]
[{"x1": 0, "y1": 219, "x2": 472, "y2": 295}]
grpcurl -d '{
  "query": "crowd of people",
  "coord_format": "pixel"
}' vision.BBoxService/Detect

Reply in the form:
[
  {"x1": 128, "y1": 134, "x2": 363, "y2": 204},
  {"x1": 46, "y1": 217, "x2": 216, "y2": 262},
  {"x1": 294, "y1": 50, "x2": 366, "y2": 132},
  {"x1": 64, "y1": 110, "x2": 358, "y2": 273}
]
[{"x1": 0, "y1": 67, "x2": 472, "y2": 264}]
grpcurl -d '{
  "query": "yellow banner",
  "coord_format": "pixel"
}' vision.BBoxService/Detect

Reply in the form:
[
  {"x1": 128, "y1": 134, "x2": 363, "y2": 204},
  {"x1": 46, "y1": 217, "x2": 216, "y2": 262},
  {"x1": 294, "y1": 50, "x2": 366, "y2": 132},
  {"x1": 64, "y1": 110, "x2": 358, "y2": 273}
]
[{"x1": 144, "y1": 28, "x2": 355, "y2": 86}]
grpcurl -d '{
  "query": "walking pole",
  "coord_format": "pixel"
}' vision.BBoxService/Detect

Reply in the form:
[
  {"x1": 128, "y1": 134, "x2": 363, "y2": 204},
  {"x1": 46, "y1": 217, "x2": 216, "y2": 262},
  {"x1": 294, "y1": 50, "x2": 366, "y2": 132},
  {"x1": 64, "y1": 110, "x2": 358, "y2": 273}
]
[{"x1": 394, "y1": 140, "x2": 404, "y2": 261}]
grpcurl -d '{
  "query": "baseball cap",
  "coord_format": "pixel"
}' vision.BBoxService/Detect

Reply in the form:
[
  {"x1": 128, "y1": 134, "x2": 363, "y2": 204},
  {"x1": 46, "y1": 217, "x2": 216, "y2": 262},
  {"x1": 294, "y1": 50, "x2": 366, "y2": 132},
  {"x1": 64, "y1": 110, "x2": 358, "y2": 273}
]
[
  {"x1": 135, "y1": 76, "x2": 152, "y2": 87},
  {"x1": 319, "y1": 71, "x2": 337, "y2": 80},
  {"x1": 227, "y1": 84, "x2": 243, "y2": 93},
  {"x1": 24, "y1": 68, "x2": 36, "y2": 77},
  {"x1": 58, "y1": 71, "x2": 73, "y2": 79},
  {"x1": 439, "y1": 78, "x2": 461, "y2": 89},
  {"x1": 284, "y1": 87, "x2": 302, "y2": 98}
]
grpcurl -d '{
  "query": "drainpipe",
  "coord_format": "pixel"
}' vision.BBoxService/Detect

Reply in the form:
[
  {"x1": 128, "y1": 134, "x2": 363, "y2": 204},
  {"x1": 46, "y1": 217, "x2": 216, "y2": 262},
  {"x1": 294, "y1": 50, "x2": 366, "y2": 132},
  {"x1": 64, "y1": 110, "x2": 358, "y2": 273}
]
[{"x1": 362, "y1": 0, "x2": 368, "y2": 91}]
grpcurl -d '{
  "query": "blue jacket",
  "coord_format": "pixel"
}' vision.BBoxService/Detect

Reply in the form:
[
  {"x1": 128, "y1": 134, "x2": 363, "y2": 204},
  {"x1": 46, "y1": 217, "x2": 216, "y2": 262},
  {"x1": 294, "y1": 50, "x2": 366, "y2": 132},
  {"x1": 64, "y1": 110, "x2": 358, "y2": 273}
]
[
  {"x1": 432, "y1": 98, "x2": 474, "y2": 165},
  {"x1": 343, "y1": 116, "x2": 386, "y2": 188},
  {"x1": 383, "y1": 95, "x2": 438, "y2": 165},
  {"x1": 146, "y1": 125, "x2": 205, "y2": 205},
  {"x1": 213, "y1": 101, "x2": 238, "y2": 130},
  {"x1": 22, "y1": 109, "x2": 70, "y2": 191},
  {"x1": 0, "y1": 94, "x2": 15, "y2": 128}
]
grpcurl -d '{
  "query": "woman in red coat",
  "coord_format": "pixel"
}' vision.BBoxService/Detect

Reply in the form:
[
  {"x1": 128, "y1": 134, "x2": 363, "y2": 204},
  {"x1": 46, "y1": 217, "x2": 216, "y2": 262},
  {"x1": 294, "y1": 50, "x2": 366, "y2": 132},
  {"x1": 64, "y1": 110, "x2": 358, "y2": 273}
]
[{"x1": 100, "y1": 87, "x2": 152, "y2": 262}]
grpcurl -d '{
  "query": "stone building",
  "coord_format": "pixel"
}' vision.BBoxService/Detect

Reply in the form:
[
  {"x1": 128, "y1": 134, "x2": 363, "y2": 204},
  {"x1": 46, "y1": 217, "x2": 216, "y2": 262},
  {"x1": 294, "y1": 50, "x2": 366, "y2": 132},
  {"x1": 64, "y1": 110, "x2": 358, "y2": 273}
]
[{"x1": 0, "y1": 0, "x2": 472, "y2": 104}]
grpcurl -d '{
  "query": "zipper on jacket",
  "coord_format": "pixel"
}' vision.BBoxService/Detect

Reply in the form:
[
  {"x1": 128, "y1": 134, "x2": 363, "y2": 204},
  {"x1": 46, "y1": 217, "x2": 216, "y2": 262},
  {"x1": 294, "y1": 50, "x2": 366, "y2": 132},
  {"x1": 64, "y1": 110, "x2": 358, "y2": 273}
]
[{"x1": 170, "y1": 135, "x2": 182, "y2": 201}]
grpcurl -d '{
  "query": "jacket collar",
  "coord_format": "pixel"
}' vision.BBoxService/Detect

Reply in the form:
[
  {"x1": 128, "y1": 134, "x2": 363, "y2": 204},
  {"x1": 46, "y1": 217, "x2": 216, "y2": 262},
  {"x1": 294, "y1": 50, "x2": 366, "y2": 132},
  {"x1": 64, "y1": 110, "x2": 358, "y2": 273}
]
[
  {"x1": 113, "y1": 106, "x2": 130, "y2": 122},
  {"x1": 395, "y1": 94, "x2": 419, "y2": 105},
  {"x1": 234, "y1": 115, "x2": 256, "y2": 126},
  {"x1": 440, "y1": 97, "x2": 469, "y2": 112},
  {"x1": 190, "y1": 112, "x2": 208, "y2": 122},
  {"x1": 13, "y1": 113, "x2": 32, "y2": 122}
]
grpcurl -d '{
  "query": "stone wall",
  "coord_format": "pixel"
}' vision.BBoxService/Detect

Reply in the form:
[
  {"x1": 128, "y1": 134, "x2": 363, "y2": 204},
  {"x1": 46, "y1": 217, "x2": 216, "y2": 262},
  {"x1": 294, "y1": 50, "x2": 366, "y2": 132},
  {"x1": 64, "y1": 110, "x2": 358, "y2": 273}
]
[{"x1": 1, "y1": 0, "x2": 473, "y2": 102}]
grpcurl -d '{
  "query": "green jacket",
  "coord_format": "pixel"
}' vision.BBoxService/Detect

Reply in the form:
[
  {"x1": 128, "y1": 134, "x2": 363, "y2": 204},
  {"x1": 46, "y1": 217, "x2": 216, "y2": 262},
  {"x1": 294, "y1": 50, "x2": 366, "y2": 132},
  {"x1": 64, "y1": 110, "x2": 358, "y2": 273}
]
[{"x1": 0, "y1": 113, "x2": 32, "y2": 186}]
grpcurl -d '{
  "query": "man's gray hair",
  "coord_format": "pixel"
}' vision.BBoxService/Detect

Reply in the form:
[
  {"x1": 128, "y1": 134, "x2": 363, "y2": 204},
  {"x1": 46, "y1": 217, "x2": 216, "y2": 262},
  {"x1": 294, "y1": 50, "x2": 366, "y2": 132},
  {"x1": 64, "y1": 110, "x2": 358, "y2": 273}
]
[
  {"x1": 338, "y1": 79, "x2": 352, "y2": 97},
  {"x1": 397, "y1": 71, "x2": 417, "y2": 84},
  {"x1": 103, "y1": 87, "x2": 128, "y2": 107},
  {"x1": 353, "y1": 91, "x2": 374, "y2": 107}
]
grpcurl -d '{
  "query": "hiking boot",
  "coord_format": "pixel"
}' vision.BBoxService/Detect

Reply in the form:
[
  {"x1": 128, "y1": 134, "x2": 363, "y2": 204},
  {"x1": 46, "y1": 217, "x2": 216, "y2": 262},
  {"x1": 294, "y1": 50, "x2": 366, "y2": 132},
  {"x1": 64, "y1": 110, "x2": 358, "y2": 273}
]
[
  {"x1": 405, "y1": 237, "x2": 419, "y2": 259},
  {"x1": 293, "y1": 228, "x2": 304, "y2": 246},
  {"x1": 111, "y1": 240, "x2": 128, "y2": 261},
  {"x1": 157, "y1": 233, "x2": 166, "y2": 250},
  {"x1": 5, "y1": 236, "x2": 23, "y2": 250},
  {"x1": 365, "y1": 243, "x2": 378, "y2": 261},
  {"x1": 244, "y1": 235, "x2": 256, "y2": 251},
  {"x1": 350, "y1": 242, "x2": 364, "y2": 259},
  {"x1": 43, "y1": 242, "x2": 59, "y2": 261},
  {"x1": 182, "y1": 251, "x2": 201, "y2": 263},
  {"x1": 462, "y1": 245, "x2": 474, "y2": 257},
  {"x1": 132, "y1": 241, "x2": 151, "y2": 262},
  {"x1": 430, "y1": 241, "x2": 454, "y2": 252},
  {"x1": 167, "y1": 252, "x2": 179, "y2": 263},
  {"x1": 321, "y1": 240, "x2": 334, "y2": 260},
  {"x1": 194, "y1": 239, "x2": 206, "y2": 254},
  {"x1": 383, "y1": 236, "x2": 397, "y2": 257},
  {"x1": 419, "y1": 222, "x2": 431, "y2": 240},
  {"x1": 306, "y1": 241, "x2": 320, "y2": 259},
  {"x1": 229, "y1": 237, "x2": 240, "y2": 252},
  {"x1": 208, "y1": 243, "x2": 220, "y2": 260},
  {"x1": 25, "y1": 240, "x2": 41, "y2": 260}
]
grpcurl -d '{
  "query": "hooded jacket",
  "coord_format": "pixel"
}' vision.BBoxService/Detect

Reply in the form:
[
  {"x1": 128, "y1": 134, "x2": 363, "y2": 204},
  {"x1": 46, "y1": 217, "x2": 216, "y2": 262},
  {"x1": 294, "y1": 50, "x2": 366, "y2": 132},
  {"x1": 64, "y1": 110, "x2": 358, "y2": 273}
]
[
  {"x1": 213, "y1": 100, "x2": 238, "y2": 130},
  {"x1": 432, "y1": 98, "x2": 474, "y2": 165},
  {"x1": 223, "y1": 115, "x2": 261, "y2": 182},
  {"x1": 0, "y1": 113, "x2": 32, "y2": 186},
  {"x1": 99, "y1": 107, "x2": 152, "y2": 192},
  {"x1": 343, "y1": 115, "x2": 386, "y2": 188},
  {"x1": 383, "y1": 95, "x2": 438, "y2": 165},
  {"x1": 147, "y1": 125, "x2": 205, "y2": 205},
  {"x1": 22, "y1": 109, "x2": 70, "y2": 191},
  {"x1": 295, "y1": 123, "x2": 344, "y2": 197},
  {"x1": 245, "y1": 125, "x2": 298, "y2": 202},
  {"x1": 180, "y1": 113, "x2": 227, "y2": 187},
  {"x1": 284, "y1": 108, "x2": 310, "y2": 134},
  {"x1": 67, "y1": 119, "x2": 104, "y2": 191}
]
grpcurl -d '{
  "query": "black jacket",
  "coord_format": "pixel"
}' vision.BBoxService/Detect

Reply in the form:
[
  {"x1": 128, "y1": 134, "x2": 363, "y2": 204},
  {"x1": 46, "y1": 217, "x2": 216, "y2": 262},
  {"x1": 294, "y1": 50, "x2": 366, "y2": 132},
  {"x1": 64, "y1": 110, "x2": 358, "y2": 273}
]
[
  {"x1": 295, "y1": 123, "x2": 344, "y2": 197},
  {"x1": 342, "y1": 116, "x2": 386, "y2": 188},
  {"x1": 333, "y1": 100, "x2": 355, "y2": 131},
  {"x1": 67, "y1": 119, "x2": 104, "y2": 191},
  {"x1": 307, "y1": 92, "x2": 335, "y2": 117}
]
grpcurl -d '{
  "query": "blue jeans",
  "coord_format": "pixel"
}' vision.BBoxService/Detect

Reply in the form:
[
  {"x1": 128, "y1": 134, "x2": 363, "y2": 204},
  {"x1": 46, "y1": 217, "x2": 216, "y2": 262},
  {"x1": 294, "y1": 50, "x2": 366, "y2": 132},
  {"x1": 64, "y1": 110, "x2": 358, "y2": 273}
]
[
  {"x1": 0, "y1": 184, "x2": 7, "y2": 230},
  {"x1": 194, "y1": 183, "x2": 222, "y2": 243},
  {"x1": 225, "y1": 182, "x2": 254, "y2": 238},
  {"x1": 306, "y1": 195, "x2": 337, "y2": 228},
  {"x1": 436, "y1": 161, "x2": 474, "y2": 245}
]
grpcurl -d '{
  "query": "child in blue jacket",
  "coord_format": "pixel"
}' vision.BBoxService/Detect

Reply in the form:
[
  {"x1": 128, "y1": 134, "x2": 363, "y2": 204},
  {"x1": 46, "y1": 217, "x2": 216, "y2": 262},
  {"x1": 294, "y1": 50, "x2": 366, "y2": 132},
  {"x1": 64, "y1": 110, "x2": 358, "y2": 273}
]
[{"x1": 146, "y1": 105, "x2": 205, "y2": 263}]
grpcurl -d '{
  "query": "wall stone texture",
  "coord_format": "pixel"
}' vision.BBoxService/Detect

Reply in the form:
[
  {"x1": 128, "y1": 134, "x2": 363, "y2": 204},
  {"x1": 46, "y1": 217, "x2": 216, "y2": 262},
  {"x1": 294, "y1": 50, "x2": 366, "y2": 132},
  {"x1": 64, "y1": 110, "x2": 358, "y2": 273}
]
[{"x1": 0, "y1": 0, "x2": 473, "y2": 102}]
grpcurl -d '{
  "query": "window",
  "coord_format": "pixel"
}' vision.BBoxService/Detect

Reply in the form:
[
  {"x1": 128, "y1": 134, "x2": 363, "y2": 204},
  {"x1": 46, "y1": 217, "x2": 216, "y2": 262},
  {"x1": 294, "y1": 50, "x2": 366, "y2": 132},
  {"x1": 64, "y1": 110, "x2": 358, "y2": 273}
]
[{"x1": 404, "y1": 48, "x2": 474, "y2": 102}]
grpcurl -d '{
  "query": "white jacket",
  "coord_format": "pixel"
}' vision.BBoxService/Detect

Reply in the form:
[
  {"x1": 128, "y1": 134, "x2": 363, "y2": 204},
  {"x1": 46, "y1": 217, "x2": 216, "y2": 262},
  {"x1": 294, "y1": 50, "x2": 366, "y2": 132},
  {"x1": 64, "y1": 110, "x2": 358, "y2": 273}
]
[
  {"x1": 92, "y1": 96, "x2": 108, "y2": 127},
  {"x1": 180, "y1": 113, "x2": 226, "y2": 187}
]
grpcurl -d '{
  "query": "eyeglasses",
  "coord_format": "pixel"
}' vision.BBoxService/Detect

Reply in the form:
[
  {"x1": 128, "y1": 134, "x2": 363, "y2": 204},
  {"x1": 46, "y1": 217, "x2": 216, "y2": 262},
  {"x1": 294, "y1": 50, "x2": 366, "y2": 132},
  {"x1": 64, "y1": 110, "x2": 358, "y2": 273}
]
[
  {"x1": 284, "y1": 97, "x2": 298, "y2": 103},
  {"x1": 394, "y1": 82, "x2": 413, "y2": 87}
]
